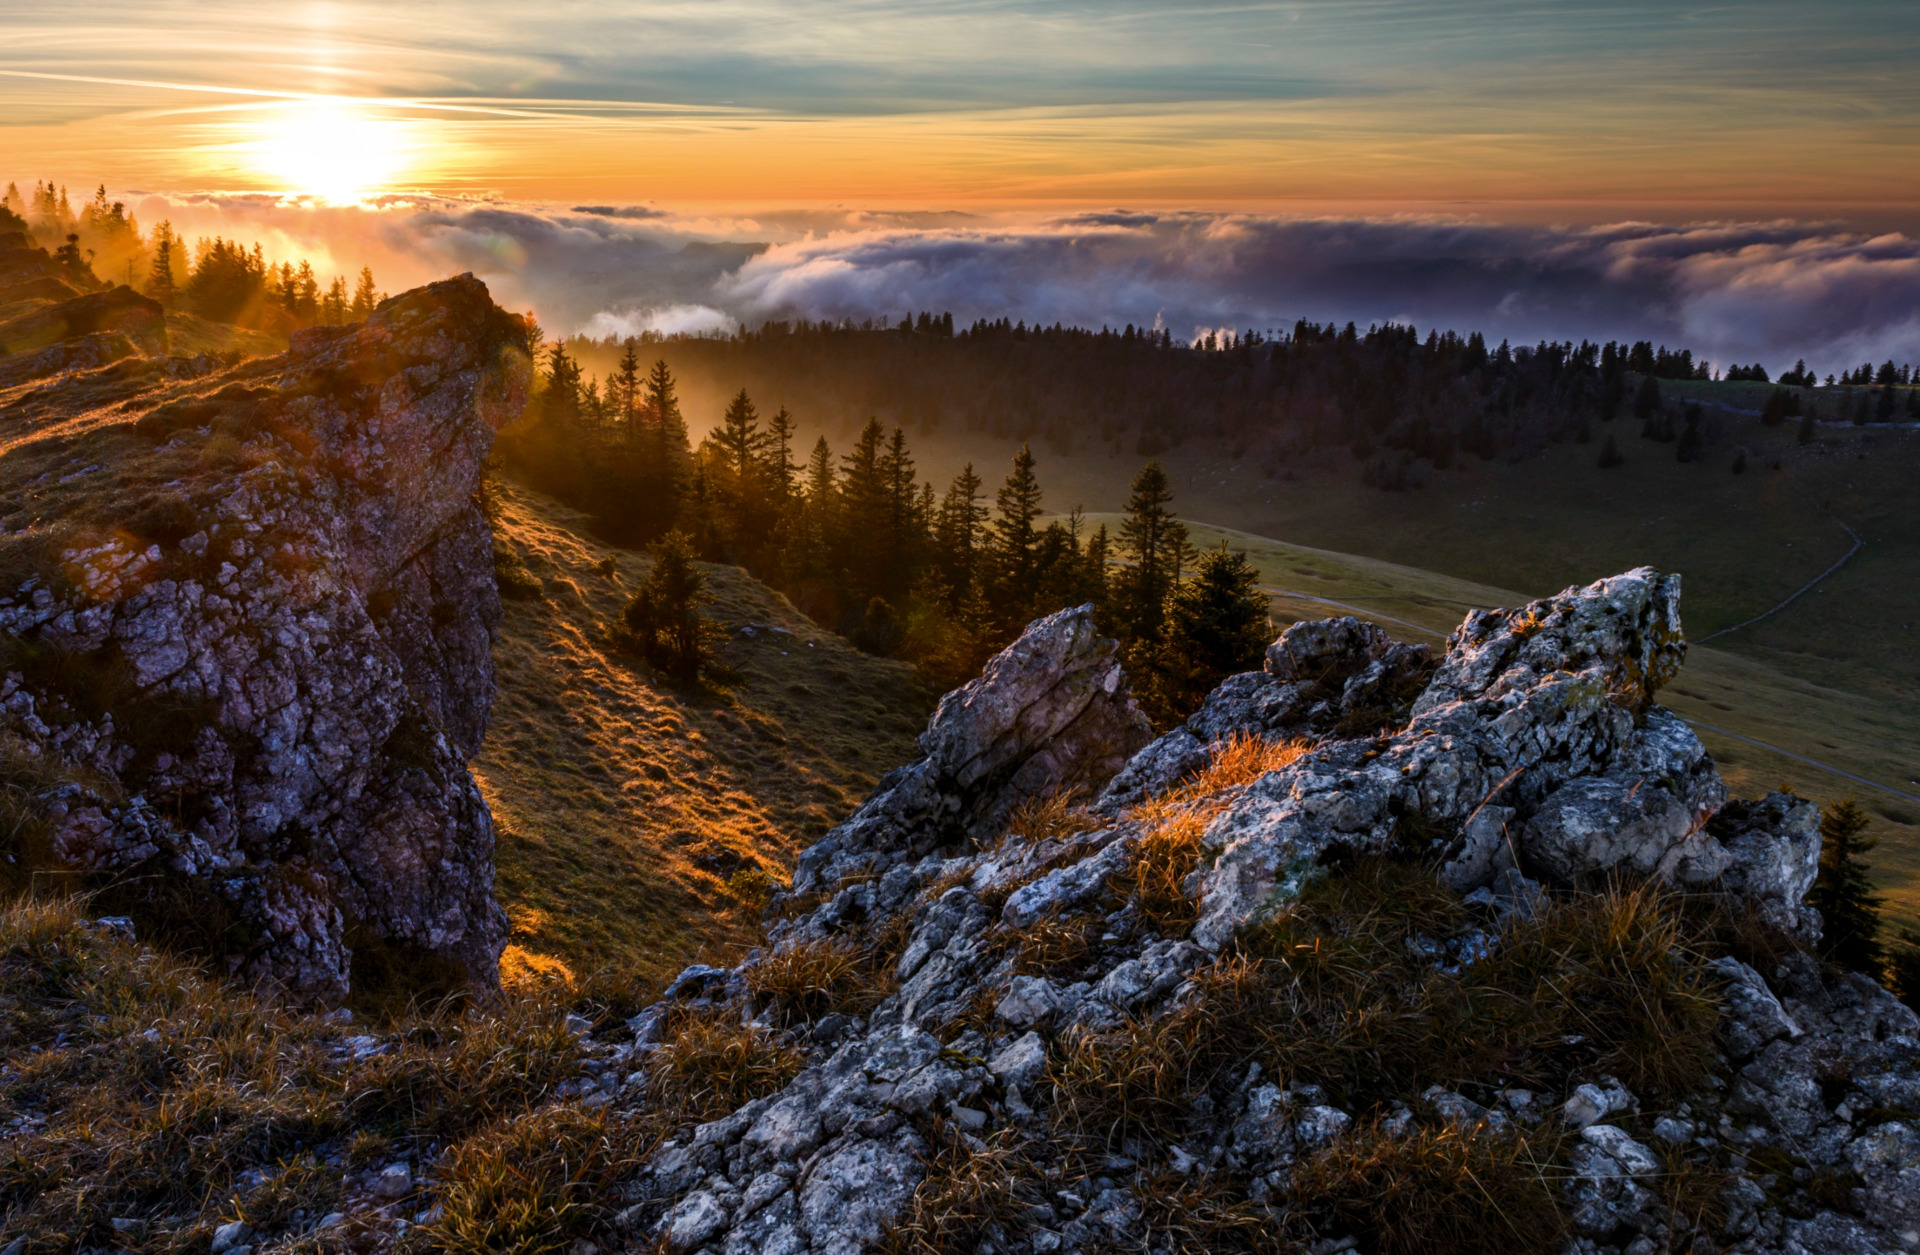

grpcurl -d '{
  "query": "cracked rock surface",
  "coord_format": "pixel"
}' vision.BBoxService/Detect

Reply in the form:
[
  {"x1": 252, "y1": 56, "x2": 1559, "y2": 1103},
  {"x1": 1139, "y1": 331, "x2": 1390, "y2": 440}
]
[
  {"x1": 613, "y1": 569, "x2": 1920, "y2": 1254},
  {"x1": 0, "y1": 274, "x2": 528, "y2": 1002}
]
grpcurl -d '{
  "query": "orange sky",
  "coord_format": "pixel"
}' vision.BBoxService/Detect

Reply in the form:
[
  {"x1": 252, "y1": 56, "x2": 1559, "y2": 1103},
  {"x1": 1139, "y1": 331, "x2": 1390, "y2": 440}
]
[{"x1": 4, "y1": 2, "x2": 1919, "y2": 220}]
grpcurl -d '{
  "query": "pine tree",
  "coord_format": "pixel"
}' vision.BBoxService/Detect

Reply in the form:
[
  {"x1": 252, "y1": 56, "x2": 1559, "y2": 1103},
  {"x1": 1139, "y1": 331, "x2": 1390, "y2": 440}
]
[
  {"x1": 146, "y1": 224, "x2": 178, "y2": 307},
  {"x1": 988, "y1": 444, "x2": 1044, "y2": 622},
  {"x1": 610, "y1": 340, "x2": 641, "y2": 442},
  {"x1": 934, "y1": 464, "x2": 987, "y2": 598},
  {"x1": 643, "y1": 359, "x2": 691, "y2": 474},
  {"x1": 1157, "y1": 543, "x2": 1271, "y2": 718},
  {"x1": 1115, "y1": 460, "x2": 1190, "y2": 648},
  {"x1": 540, "y1": 343, "x2": 583, "y2": 427},
  {"x1": 350, "y1": 266, "x2": 378, "y2": 320},
  {"x1": 1807, "y1": 798, "x2": 1885, "y2": 975},
  {"x1": 622, "y1": 530, "x2": 715, "y2": 682},
  {"x1": 764, "y1": 406, "x2": 799, "y2": 508},
  {"x1": 322, "y1": 276, "x2": 348, "y2": 325}
]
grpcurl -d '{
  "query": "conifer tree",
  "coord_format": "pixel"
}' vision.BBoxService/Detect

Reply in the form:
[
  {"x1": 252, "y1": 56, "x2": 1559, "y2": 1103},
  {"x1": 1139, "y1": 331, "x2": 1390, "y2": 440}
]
[
  {"x1": 1115, "y1": 460, "x2": 1190, "y2": 648},
  {"x1": 350, "y1": 267, "x2": 378, "y2": 320},
  {"x1": 988, "y1": 444, "x2": 1044, "y2": 621},
  {"x1": 935, "y1": 464, "x2": 987, "y2": 598},
  {"x1": 322, "y1": 276, "x2": 348, "y2": 325},
  {"x1": 1808, "y1": 798, "x2": 1885, "y2": 975},
  {"x1": 764, "y1": 407, "x2": 799, "y2": 508},
  {"x1": 643, "y1": 359, "x2": 691, "y2": 475},
  {"x1": 613, "y1": 340, "x2": 642, "y2": 443},
  {"x1": 146, "y1": 224, "x2": 178, "y2": 307},
  {"x1": 1157, "y1": 543, "x2": 1271, "y2": 718},
  {"x1": 540, "y1": 343, "x2": 583, "y2": 427},
  {"x1": 622, "y1": 530, "x2": 715, "y2": 682}
]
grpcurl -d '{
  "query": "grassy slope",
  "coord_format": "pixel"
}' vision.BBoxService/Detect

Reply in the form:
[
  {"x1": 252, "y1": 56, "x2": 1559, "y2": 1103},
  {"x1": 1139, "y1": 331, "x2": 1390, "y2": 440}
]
[{"x1": 479, "y1": 480, "x2": 930, "y2": 987}]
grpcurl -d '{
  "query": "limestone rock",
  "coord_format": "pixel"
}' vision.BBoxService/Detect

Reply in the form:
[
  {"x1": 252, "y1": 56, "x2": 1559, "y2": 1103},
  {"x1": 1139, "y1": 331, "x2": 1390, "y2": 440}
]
[
  {"x1": 619, "y1": 568, "x2": 1920, "y2": 1254},
  {"x1": 0, "y1": 274, "x2": 528, "y2": 1001}
]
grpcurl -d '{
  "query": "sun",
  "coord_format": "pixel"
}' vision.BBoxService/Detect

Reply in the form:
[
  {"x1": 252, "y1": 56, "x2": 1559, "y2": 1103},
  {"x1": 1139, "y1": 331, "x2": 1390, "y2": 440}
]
[{"x1": 246, "y1": 100, "x2": 413, "y2": 203}]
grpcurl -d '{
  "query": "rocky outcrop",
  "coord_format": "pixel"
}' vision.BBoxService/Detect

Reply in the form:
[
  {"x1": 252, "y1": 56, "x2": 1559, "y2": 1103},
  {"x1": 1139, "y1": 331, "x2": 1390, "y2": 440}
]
[
  {"x1": 612, "y1": 569, "x2": 1920, "y2": 1255},
  {"x1": 0, "y1": 275, "x2": 528, "y2": 1002}
]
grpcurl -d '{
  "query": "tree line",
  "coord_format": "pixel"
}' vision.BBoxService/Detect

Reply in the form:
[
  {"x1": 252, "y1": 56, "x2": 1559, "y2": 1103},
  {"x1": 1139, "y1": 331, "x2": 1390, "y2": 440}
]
[
  {"x1": 551, "y1": 313, "x2": 1911, "y2": 497},
  {"x1": 3, "y1": 179, "x2": 384, "y2": 334},
  {"x1": 497, "y1": 345, "x2": 1271, "y2": 722}
]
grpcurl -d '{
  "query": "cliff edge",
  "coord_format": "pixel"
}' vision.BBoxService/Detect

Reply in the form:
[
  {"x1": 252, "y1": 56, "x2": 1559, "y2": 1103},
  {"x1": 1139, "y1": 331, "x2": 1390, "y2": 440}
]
[{"x1": 0, "y1": 269, "x2": 528, "y2": 1002}]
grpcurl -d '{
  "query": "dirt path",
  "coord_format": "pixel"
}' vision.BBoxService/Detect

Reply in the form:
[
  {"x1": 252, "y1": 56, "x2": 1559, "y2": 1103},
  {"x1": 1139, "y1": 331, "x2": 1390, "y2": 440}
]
[{"x1": 1697, "y1": 515, "x2": 1863, "y2": 643}]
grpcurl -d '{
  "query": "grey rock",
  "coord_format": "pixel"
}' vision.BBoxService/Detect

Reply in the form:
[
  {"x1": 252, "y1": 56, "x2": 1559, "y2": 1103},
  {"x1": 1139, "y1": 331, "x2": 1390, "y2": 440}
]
[
  {"x1": 661, "y1": 1190, "x2": 729, "y2": 1251},
  {"x1": 1263, "y1": 616, "x2": 1391, "y2": 685},
  {"x1": 0, "y1": 277, "x2": 528, "y2": 1001},
  {"x1": 989, "y1": 1031, "x2": 1049, "y2": 1090},
  {"x1": 996, "y1": 976, "x2": 1063, "y2": 1028},
  {"x1": 1713, "y1": 956, "x2": 1803, "y2": 1059},
  {"x1": 211, "y1": 1222, "x2": 253, "y2": 1254}
]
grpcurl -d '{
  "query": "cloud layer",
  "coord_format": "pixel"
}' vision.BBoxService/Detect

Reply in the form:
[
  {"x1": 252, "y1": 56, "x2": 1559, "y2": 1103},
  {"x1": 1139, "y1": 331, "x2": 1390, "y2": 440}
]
[{"x1": 130, "y1": 195, "x2": 1920, "y2": 374}]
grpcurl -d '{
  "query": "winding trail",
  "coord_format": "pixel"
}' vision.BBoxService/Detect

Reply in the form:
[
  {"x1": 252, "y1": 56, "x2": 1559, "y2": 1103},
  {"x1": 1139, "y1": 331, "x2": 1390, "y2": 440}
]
[
  {"x1": 1697, "y1": 515, "x2": 1863, "y2": 643},
  {"x1": 1678, "y1": 717, "x2": 1920, "y2": 807}
]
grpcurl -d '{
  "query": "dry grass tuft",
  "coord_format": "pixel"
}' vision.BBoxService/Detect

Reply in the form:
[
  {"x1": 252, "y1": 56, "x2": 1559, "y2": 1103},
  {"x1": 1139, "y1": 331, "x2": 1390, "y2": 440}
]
[
  {"x1": 645, "y1": 1011, "x2": 804, "y2": 1128},
  {"x1": 0, "y1": 895, "x2": 618, "y2": 1251},
  {"x1": 1050, "y1": 955, "x2": 1273, "y2": 1149},
  {"x1": 999, "y1": 787, "x2": 1098, "y2": 848},
  {"x1": 1010, "y1": 911, "x2": 1104, "y2": 976},
  {"x1": 878, "y1": 1123, "x2": 1040, "y2": 1254},
  {"x1": 745, "y1": 935, "x2": 893, "y2": 1027},
  {"x1": 1119, "y1": 812, "x2": 1209, "y2": 934},
  {"x1": 1052, "y1": 857, "x2": 1724, "y2": 1162},
  {"x1": 1282, "y1": 1121, "x2": 1567, "y2": 1255},
  {"x1": 419, "y1": 1103, "x2": 641, "y2": 1255},
  {"x1": 1129, "y1": 733, "x2": 1307, "y2": 828}
]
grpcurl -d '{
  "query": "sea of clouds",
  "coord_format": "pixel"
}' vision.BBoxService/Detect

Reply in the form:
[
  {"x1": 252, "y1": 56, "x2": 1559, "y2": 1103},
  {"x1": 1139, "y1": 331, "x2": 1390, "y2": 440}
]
[{"x1": 128, "y1": 194, "x2": 1920, "y2": 375}]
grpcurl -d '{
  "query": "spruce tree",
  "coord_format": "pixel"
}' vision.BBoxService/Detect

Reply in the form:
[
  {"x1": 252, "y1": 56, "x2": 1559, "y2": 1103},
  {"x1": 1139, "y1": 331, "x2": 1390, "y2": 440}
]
[
  {"x1": 623, "y1": 531, "x2": 715, "y2": 682},
  {"x1": 1808, "y1": 798, "x2": 1885, "y2": 974},
  {"x1": 1115, "y1": 460, "x2": 1190, "y2": 648},
  {"x1": 643, "y1": 359, "x2": 691, "y2": 474},
  {"x1": 935, "y1": 464, "x2": 986, "y2": 599},
  {"x1": 988, "y1": 444, "x2": 1044, "y2": 622},
  {"x1": 146, "y1": 228, "x2": 177, "y2": 307},
  {"x1": 1156, "y1": 543, "x2": 1271, "y2": 718},
  {"x1": 613, "y1": 340, "x2": 642, "y2": 443},
  {"x1": 350, "y1": 267, "x2": 378, "y2": 320}
]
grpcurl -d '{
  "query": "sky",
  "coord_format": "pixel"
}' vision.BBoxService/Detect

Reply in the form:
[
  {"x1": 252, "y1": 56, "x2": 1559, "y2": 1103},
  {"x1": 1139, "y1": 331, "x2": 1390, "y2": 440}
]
[{"x1": 4, "y1": 1, "x2": 1919, "y2": 368}]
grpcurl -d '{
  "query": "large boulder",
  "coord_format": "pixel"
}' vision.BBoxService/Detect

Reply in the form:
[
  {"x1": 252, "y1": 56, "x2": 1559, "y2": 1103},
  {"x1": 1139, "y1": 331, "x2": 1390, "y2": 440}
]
[
  {"x1": 783, "y1": 603, "x2": 1151, "y2": 909},
  {"x1": 0, "y1": 274, "x2": 528, "y2": 1002},
  {"x1": 618, "y1": 570, "x2": 1905, "y2": 1254}
]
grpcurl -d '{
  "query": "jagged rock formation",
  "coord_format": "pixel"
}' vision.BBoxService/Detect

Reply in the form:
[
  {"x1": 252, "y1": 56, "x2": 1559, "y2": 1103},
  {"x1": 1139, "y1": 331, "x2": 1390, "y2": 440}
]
[
  {"x1": 615, "y1": 571, "x2": 1920, "y2": 1255},
  {"x1": 0, "y1": 270, "x2": 528, "y2": 1002}
]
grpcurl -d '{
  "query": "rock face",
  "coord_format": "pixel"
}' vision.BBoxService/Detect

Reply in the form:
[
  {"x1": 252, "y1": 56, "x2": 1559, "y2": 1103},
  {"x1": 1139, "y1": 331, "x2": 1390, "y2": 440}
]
[
  {"x1": 0, "y1": 274, "x2": 528, "y2": 1002},
  {"x1": 616, "y1": 569, "x2": 1920, "y2": 1255}
]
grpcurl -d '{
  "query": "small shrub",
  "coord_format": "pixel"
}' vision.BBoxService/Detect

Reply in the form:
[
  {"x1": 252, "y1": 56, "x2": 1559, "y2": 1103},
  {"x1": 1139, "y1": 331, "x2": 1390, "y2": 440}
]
[
  {"x1": 724, "y1": 863, "x2": 782, "y2": 911},
  {"x1": 621, "y1": 530, "x2": 717, "y2": 683}
]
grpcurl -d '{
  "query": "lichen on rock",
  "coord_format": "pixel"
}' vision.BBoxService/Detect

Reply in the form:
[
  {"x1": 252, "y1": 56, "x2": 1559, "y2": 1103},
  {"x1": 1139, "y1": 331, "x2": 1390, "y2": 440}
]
[{"x1": 614, "y1": 568, "x2": 1920, "y2": 1255}]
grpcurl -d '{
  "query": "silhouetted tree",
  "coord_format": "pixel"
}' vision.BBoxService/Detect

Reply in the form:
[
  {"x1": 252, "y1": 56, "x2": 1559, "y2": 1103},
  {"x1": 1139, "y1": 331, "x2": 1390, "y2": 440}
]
[
  {"x1": 622, "y1": 530, "x2": 715, "y2": 682},
  {"x1": 1808, "y1": 799, "x2": 1884, "y2": 975},
  {"x1": 1156, "y1": 543, "x2": 1270, "y2": 719}
]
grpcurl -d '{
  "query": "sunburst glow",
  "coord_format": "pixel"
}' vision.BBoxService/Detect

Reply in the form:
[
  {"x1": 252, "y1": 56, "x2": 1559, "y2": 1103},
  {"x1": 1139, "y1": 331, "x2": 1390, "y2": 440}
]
[{"x1": 243, "y1": 99, "x2": 413, "y2": 202}]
